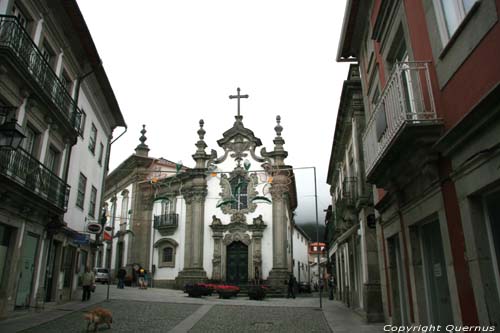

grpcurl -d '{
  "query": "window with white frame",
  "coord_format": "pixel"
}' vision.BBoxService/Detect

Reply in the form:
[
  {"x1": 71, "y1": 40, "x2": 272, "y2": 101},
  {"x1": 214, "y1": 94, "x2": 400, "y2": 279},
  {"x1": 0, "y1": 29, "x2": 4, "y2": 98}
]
[
  {"x1": 76, "y1": 173, "x2": 87, "y2": 209},
  {"x1": 156, "y1": 239, "x2": 178, "y2": 268},
  {"x1": 434, "y1": 0, "x2": 478, "y2": 44},
  {"x1": 88, "y1": 186, "x2": 97, "y2": 218},
  {"x1": 88, "y1": 123, "x2": 97, "y2": 154},
  {"x1": 98, "y1": 143, "x2": 104, "y2": 166},
  {"x1": 12, "y1": 3, "x2": 31, "y2": 31}
]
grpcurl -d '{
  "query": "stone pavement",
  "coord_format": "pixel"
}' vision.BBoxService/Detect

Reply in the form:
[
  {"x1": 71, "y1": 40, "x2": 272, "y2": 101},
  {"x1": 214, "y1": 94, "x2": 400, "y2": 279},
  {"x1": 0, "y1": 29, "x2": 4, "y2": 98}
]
[{"x1": 0, "y1": 285, "x2": 385, "y2": 332}]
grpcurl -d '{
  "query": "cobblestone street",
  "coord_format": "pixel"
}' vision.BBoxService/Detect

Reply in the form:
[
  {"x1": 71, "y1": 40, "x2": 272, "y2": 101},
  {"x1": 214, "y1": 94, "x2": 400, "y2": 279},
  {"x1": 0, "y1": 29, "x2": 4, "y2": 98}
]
[{"x1": 0, "y1": 285, "x2": 385, "y2": 332}]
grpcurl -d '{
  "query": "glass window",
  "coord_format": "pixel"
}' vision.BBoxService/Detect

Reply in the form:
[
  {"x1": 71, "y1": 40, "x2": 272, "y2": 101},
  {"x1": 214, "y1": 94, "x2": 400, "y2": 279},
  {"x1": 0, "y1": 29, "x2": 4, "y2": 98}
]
[
  {"x1": 46, "y1": 146, "x2": 60, "y2": 175},
  {"x1": 98, "y1": 143, "x2": 104, "y2": 165},
  {"x1": 76, "y1": 173, "x2": 87, "y2": 209},
  {"x1": 230, "y1": 176, "x2": 248, "y2": 210},
  {"x1": 89, "y1": 186, "x2": 97, "y2": 218},
  {"x1": 435, "y1": 0, "x2": 478, "y2": 43},
  {"x1": 88, "y1": 123, "x2": 97, "y2": 154},
  {"x1": 61, "y1": 70, "x2": 72, "y2": 95},
  {"x1": 40, "y1": 40, "x2": 56, "y2": 69},
  {"x1": 79, "y1": 110, "x2": 86, "y2": 137},
  {"x1": 23, "y1": 125, "x2": 38, "y2": 156},
  {"x1": 162, "y1": 247, "x2": 173, "y2": 263},
  {"x1": 12, "y1": 4, "x2": 30, "y2": 30}
]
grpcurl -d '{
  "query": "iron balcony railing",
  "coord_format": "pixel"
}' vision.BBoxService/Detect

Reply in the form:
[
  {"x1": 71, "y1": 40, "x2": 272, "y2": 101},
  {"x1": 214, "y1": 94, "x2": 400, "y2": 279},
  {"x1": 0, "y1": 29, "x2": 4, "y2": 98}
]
[
  {"x1": 0, "y1": 147, "x2": 70, "y2": 211},
  {"x1": 153, "y1": 213, "x2": 179, "y2": 229},
  {"x1": 0, "y1": 15, "x2": 82, "y2": 132},
  {"x1": 341, "y1": 177, "x2": 357, "y2": 206},
  {"x1": 363, "y1": 61, "x2": 437, "y2": 177}
]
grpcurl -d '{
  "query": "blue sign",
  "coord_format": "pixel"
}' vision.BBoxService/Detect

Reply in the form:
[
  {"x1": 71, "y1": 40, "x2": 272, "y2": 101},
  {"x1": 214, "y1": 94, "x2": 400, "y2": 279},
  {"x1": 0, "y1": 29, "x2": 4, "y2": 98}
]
[{"x1": 73, "y1": 233, "x2": 90, "y2": 245}]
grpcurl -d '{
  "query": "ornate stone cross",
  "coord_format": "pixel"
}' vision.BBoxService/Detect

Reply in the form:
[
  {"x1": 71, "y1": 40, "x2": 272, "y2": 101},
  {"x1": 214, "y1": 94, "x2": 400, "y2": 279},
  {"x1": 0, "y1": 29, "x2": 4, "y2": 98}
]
[{"x1": 229, "y1": 87, "x2": 249, "y2": 117}]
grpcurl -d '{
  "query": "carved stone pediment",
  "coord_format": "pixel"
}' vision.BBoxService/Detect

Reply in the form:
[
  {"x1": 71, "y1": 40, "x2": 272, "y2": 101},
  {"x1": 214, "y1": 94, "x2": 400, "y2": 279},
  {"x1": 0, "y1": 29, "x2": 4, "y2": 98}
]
[{"x1": 223, "y1": 232, "x2": 251, "y2": 246}]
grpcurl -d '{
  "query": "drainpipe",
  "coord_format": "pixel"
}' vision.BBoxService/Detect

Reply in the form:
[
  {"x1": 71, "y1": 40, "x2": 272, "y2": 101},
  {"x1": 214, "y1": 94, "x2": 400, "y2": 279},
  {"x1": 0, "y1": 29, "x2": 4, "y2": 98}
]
[{"x1": 96, "y1": 126, "x2": 127, "y2": 256}]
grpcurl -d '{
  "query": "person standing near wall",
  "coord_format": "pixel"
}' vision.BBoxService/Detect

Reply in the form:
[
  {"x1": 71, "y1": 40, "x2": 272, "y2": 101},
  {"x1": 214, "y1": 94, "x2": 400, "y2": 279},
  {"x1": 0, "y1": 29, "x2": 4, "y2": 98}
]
[{"x1": 81, "y1": 266, "x2": 95, "y2": 301}]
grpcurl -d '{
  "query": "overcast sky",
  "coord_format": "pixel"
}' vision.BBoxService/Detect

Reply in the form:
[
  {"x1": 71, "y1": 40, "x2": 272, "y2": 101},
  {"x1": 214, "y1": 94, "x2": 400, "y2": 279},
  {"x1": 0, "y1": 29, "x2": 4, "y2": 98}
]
[{"x1": 76, "y1": 0, "x2": 349, "y2": 225}]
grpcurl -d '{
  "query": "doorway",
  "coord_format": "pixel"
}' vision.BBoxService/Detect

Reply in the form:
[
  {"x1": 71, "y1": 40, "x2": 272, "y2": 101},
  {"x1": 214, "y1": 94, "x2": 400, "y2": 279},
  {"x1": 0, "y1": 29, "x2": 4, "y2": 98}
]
[
  {"x1": 15, "y1": 233, "x2": 39, "y2": 308},
  {"x1": 420, "y1": 221, "x2": 453, "y2": 325},
  {"x1": 226, "y1": 241, "x2": 248, "y2": 285}
]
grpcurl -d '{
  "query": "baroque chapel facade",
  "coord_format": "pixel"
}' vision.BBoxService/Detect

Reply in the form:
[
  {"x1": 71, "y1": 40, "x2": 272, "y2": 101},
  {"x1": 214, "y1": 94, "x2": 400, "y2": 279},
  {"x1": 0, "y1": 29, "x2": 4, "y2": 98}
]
[{"x1": 105, "y1": 89, "x2": 307, "y2": 290}]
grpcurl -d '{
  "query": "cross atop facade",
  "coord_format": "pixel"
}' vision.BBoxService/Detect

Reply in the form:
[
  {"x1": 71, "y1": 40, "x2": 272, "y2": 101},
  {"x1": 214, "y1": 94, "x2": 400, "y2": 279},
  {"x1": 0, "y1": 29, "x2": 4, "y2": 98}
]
[{"x1": 229, "y1": 87, "x2": 249, "y2": 117}]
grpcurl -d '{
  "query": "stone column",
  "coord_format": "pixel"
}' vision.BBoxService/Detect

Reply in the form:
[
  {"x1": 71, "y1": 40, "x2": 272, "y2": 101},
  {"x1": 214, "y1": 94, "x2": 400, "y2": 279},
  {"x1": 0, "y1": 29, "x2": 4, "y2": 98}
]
[
  {"x1": 251, "y1": 229, "x2": 264, "y2": 282},
  {"x1": 190, "y1": 185, "x2": 207, "y2": 269},
  {"x1": 267, "y1": 174, "x2": 289, "y2": 287},
  {"x1": 175, "y1": 177, "x2": 208, "y2": 287},
  {"x1": 128, "y1": 183, "x2": 154, "y2": 269},
  {"x1": 211, "y1": 228, "x2": 223, "y2": 281},
  {"x1": 360, "y1": 209, "x2": 384, "y2": 322}
]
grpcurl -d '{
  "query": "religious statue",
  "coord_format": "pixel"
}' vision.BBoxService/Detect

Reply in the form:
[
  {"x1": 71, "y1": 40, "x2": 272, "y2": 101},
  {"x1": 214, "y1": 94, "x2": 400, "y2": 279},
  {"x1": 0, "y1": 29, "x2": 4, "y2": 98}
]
[
  {"x1": 211, "y1": 215, "x2": 222, "y2": 225},
  {"x1": 253, "y1": 214, "x2": 264, "y2": 225}
]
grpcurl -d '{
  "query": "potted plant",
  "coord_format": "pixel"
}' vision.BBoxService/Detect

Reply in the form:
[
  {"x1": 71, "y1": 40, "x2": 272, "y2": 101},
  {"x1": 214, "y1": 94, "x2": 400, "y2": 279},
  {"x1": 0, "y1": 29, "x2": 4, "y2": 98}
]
[
  {"x1": 248, "y1": 285, "x2": 269, "y2": 300},
  {"x1": 185, "y1": 283, "x2": 211, "y2": 298},
  {"x1": 216, "y1": 285, "x2": 240, "y2": 299}
]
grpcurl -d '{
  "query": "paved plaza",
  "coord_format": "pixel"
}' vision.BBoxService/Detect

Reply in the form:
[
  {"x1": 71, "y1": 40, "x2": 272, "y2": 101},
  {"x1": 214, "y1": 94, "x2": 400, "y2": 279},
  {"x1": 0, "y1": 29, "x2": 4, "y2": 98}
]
[{"x1": 0, "y1": 285, "x2": 385, "y2": 332}]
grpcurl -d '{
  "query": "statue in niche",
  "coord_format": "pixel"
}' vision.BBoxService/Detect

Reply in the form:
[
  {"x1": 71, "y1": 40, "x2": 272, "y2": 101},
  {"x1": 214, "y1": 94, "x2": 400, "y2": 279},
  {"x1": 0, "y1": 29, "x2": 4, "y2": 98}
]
[
  {"x1": 253, "y1": 214, "x2": 264, "y2": 225},
  {"x1": 211, "y1": 215, "x2": 222, "y2": 225}
]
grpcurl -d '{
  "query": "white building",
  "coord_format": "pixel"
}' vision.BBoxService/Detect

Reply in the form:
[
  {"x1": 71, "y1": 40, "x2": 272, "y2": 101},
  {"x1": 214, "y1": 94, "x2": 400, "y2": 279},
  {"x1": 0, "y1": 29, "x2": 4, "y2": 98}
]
[
  {"x1": 105, "y1": 90, "x2": 309, "y2": 291},
  {"x1": 0, "y1": 0, "x2": 125, "y2": 317},
  {"x1": 101, "y1": 126, "x2": 181, "y2": 281}
]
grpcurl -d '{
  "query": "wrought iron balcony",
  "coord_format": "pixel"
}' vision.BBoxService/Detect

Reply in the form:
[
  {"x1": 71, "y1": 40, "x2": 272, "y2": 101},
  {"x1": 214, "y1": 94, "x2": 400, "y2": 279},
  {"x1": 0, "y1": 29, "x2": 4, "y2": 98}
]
[
  {"x1": 362, "y1": 61, "x2": 441, "y2": 182},
  {"x1": 0, "y1": 147, "x2": 70, "y2": 211},
  {"x1": 341, "y1": 177, "x2": 357, "y2": 206},
  {"x1": 0, "y1": 16, "x2": 82, "y2": 133},
  {"x1": 153, "y1": 213, "x2": 179, "y2": 236}
]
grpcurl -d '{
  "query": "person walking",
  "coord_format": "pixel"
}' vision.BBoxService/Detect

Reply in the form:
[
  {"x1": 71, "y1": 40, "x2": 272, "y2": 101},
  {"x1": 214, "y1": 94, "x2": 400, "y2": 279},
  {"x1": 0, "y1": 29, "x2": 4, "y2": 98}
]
[
  {"x1": 287, "y1": 274, "x2": 296, "y2": 299},
  {"x1": 81, "y1": 266, "x2": 95, "y2": 302},
  {"x1": 117, "y1": 267, "x2": 126, "y2": 289},
  {"x1": 138, "y1": 267, "x2": 145, "y2": 289}
]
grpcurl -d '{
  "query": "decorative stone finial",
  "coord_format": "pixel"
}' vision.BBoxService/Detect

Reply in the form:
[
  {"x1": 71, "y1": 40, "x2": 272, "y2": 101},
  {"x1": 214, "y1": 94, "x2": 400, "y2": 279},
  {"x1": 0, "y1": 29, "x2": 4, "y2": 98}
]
[
  {"x1": 274, "y1": 115, "x2": 283, "y2": 137},
  {"x1": 192, "y1": 119, "x2": 209, "y2": 168},
  {"x1": 135, "y1": 124, "x2": 150, "y2": 157},
  {"x1": 198, "y1": 119, "x2": 205, "y2": 140},
  {"x1": 140, "y1": 124, "x2": 147, "y2": 144}
]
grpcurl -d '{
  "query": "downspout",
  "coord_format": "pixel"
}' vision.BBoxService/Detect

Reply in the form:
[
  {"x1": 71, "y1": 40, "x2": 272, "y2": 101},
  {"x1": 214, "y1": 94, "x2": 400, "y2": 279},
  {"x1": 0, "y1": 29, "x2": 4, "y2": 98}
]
[{"x1": 62, "y1": 65, "x2": 99, "y2": 183}]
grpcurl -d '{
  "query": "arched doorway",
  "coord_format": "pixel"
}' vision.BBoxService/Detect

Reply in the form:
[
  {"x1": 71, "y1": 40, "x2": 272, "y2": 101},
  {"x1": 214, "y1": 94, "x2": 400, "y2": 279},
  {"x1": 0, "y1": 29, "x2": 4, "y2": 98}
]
[{"x1": 226, "y1": 241, "x2": 248, "y2": 284}]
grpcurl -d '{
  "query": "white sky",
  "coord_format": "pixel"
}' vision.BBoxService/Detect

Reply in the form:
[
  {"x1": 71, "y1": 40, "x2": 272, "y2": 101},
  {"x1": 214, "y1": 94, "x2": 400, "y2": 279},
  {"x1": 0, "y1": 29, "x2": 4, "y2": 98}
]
[{"x1": 76, "y1": 0, "x2": 349, "y2": 225}]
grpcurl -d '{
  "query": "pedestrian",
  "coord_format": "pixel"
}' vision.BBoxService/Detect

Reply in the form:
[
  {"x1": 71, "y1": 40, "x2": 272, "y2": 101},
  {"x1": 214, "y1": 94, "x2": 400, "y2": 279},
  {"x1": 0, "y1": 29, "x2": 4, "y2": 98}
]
[
  {"x1": 117, "y1": 267, "x2": 126, "y2": 289},
  {"x1": 138, "y1": 267, "x2": 145, "y2": 289},
  {"x1": 287, "y1": 274, "x2": 296, "y2": 299},
  {"x1": 143, "y1": 269, "x2": 148, "y2": 289},
  {"x1": 328, "y1": 275, "x2": 334, "y2": 300},
  {"x1": 81, "y1": 266, "x2": 95, "y2": 302}
]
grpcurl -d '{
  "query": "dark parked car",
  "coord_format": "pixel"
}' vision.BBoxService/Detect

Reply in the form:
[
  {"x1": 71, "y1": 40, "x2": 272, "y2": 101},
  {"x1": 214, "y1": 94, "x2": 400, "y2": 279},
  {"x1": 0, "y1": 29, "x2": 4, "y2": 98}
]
[{"x1": 298, "y1": 281, "x2": 312, "y2": 293}]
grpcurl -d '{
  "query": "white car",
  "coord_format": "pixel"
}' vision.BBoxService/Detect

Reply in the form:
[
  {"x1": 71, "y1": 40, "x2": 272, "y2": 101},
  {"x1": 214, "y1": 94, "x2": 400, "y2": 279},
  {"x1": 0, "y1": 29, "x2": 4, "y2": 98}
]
[{"x1": 94, "y1": 267, "x2": 110, "y2": 284}]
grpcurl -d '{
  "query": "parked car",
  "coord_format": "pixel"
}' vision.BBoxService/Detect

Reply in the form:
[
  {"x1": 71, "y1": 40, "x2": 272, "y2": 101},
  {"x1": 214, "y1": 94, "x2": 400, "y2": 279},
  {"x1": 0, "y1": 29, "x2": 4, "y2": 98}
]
[
  {"x1": 94, "y1": 267, "x2": 110, "y2": 284},
  {"x1": 298, "y1": 281, "x2": 312, "y2": 293}
]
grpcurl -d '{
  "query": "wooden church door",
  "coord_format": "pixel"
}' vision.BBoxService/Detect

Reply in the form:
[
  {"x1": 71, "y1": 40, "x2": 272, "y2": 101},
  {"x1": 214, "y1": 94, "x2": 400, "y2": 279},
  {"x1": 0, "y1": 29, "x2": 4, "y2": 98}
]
[{"x1": 226, "y1": 241, "x2": 248, "y2": 285}]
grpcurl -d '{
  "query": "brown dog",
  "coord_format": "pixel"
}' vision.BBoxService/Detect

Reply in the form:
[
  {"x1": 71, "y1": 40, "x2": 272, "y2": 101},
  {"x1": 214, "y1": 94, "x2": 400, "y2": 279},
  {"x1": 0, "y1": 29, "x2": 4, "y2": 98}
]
[{"x1": 84, "y1": 307, "x2": 113, "y2": 332}]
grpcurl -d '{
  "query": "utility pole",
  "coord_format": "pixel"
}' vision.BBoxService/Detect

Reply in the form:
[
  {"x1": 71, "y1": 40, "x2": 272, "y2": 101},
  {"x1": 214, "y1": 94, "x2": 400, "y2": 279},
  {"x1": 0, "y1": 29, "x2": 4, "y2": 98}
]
[
  {"x1": 314, "y1": 166, "x2": 322, "y2": 309},
  {"x1": 106, "y1": 193, "x2": 117, "y2": 301}
]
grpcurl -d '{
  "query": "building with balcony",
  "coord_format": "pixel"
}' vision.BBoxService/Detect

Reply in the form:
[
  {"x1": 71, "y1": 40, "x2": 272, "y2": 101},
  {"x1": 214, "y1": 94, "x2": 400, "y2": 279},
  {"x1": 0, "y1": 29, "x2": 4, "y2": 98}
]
[
  {"x1": 102, "y1": 126, "x2": 183, "y2": 284},
  {"x1": 0, "y1": 0, "x2": 125, "y2": 317},
  {"x1": 326, "y1": 64, "x2": 382, "y2": 322},
  {"x1": 337, "y1": 0, "x2": 500, "y2": 327},
  {"x1": 105, "y1": 91, "x2": 308, "y2": 292}
]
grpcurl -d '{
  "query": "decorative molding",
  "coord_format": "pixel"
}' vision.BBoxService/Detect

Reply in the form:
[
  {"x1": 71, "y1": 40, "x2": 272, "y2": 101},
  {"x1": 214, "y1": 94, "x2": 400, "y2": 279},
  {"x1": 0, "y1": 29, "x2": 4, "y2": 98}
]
[
  {"x1": 222, "y1": 232, "x2": 251, "y2": 246},
  {"x1": 218, "y1": 169, "x2": 258, "y2": 215}
]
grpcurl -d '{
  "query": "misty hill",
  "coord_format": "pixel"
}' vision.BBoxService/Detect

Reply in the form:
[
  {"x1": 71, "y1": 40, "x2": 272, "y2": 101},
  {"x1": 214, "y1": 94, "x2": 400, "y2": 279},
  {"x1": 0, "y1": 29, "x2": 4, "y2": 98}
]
[{"x1": 297, "y1": 223, "x2": 326, "y2": 242}]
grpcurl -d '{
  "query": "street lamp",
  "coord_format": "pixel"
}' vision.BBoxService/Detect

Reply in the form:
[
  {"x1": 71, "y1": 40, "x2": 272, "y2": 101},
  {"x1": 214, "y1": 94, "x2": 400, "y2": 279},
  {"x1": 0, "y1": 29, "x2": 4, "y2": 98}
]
[{"x1": 0, "y1": 107, "x2": 25, "y2": 148}]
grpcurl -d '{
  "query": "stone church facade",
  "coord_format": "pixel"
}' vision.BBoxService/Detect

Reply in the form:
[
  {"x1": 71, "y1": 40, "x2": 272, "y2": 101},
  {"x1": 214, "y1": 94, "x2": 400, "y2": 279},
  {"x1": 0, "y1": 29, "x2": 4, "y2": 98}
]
[{"x1": 105, "y1": 89, "x2": 307, "y2": 290}]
